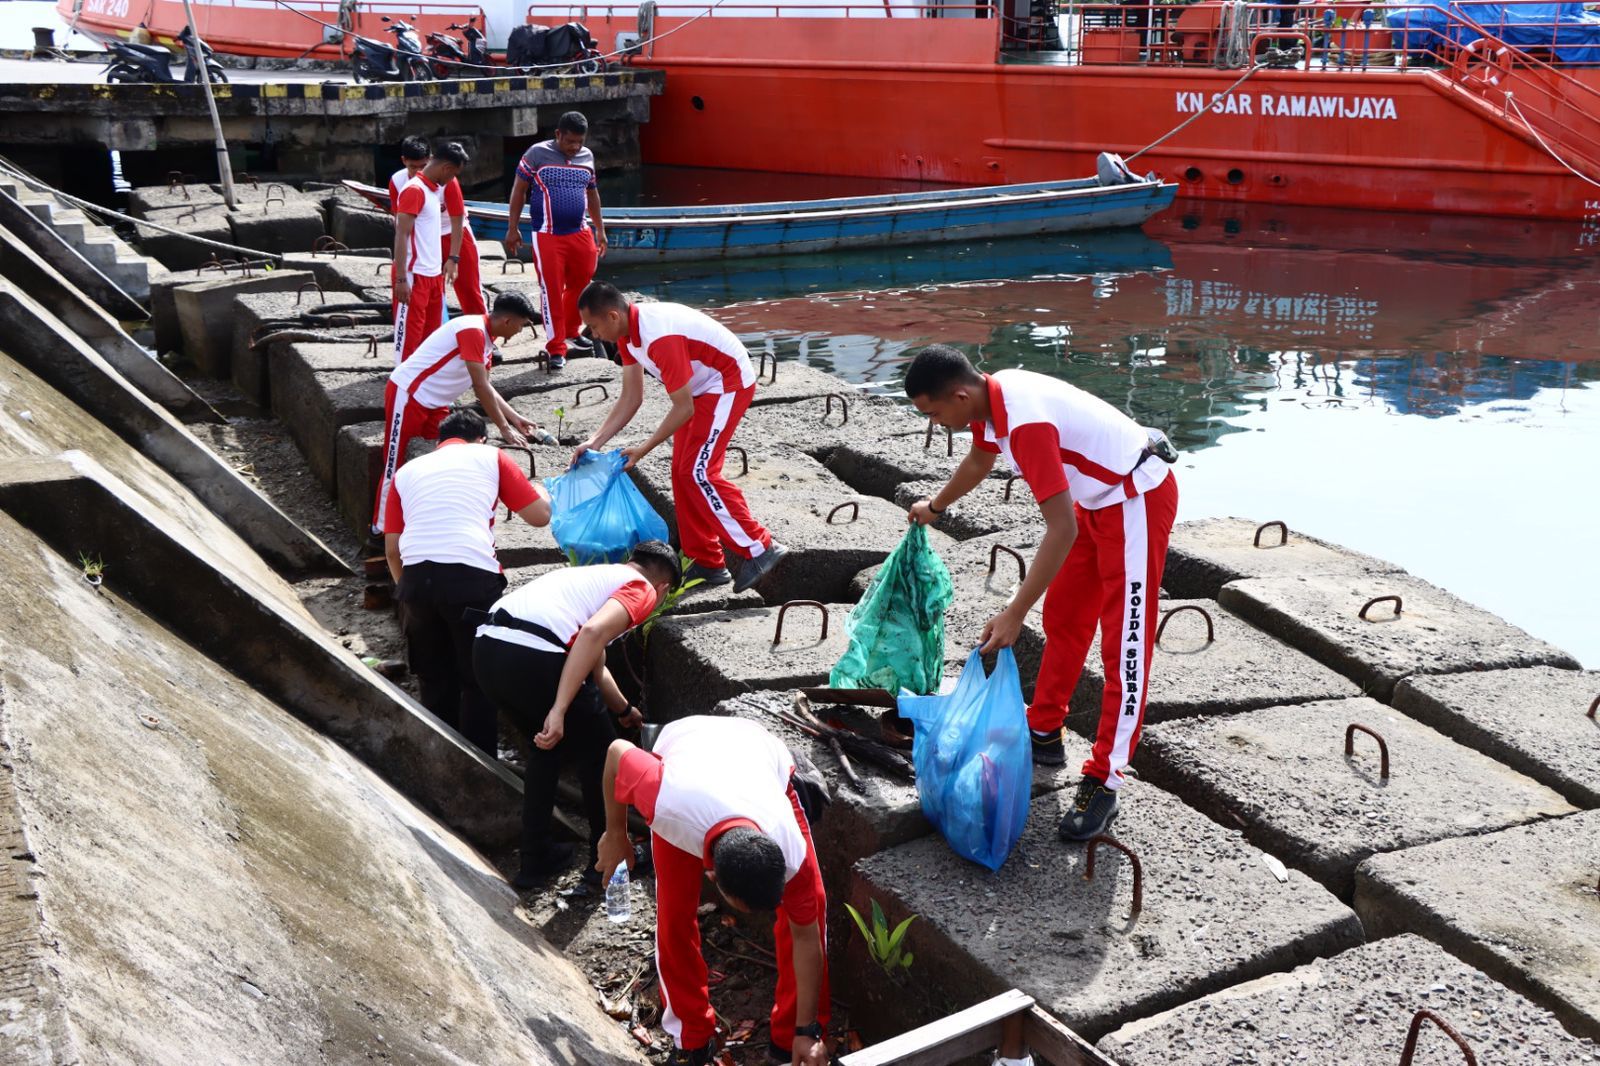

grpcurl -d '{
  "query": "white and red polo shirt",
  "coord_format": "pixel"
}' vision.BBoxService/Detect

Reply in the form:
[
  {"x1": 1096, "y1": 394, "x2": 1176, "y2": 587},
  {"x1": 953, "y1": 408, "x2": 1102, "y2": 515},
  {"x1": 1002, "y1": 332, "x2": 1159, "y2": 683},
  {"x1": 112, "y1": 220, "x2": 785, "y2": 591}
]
[
  {"x1": 477, "y1": 563, "x2": 658, "y2": 654},
  {"x1": 396, "y1": 173, "x2": 445, "y2": 280},
  {"x1": 613, "y1": 716, "x2": 819, "y2": 923},
  {"x1": 390, "y1": 168, "x2": 473, "y2": 240},
  {"x1": 389, "y1": 316, "x2": 495, "y2": 410},
  {"x1": 970, "y1": 368, "x2": 1169, "y2": 511},
  {"x1": 383, "y1": 439, "x2": 543, "y2": 573},
  {"x1": 619, "y1": 302, "x2": 756, "y2": 397}
]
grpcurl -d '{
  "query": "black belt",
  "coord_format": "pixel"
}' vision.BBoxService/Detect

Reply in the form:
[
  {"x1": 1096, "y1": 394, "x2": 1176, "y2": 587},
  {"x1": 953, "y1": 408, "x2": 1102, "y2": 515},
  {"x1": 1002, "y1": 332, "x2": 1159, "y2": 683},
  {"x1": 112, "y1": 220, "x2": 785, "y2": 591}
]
[{"x1": 466, "y1": 607, "x2": 565, "y2": 649}]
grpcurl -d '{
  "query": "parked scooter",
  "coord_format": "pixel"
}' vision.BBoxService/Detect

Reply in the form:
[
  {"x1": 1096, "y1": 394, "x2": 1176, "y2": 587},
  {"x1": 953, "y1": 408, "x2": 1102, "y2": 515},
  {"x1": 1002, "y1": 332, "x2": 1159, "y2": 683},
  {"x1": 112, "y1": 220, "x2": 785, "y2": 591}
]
[
  {"x1": 103, "y1": 24, "x2": 228, "y2": 84},
  {"x1": 349, "y1": 15, "x2": 432, "y2": 83},
  {"x1": 426, "y1": 18, "x2": 490, "y2": 78}
]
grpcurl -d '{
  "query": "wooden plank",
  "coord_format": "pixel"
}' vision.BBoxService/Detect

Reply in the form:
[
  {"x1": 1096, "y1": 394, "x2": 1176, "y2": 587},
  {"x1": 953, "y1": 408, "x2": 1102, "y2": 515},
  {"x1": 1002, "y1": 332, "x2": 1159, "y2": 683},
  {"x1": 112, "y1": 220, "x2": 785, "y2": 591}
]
[
  {"x1": 838, "y1": 989, "x2": 1034, "y2": 1066},
  {"x1": 1022, "y1": 1006, "x2": 1122, "y2": 1066}
]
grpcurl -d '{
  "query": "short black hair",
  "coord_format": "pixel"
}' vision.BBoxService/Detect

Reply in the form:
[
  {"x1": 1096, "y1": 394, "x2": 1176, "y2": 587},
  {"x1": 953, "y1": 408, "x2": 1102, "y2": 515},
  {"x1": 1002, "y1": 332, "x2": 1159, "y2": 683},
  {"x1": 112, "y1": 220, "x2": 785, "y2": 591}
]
[
  {"x1": 711, "y1": 826, "x2": 786, "y2": 911},
  {"x1": 577, "y1": 280, "x2": 627, "y2": 315},
  {"x1": 491, "y1": 290, "x2": 537, "y2": 322},
  {"x1": 432, "y1": 141, "x2": 469, "y2": 167},
  {"x1": 904, "y1": 344, "x2": 982, "y2": 400},
  {"x1": 556, "y1": 110, "x2": 589, "y2": 136},
  {"x1": 630, "y1": 539, "x2": 682, "y2": 588},
  {"x1": 399, "y1": 135, "x2": 430, "y2": 161},
  {"x1": 439, "y1": 408, "x2": 487, "y2": 442}
]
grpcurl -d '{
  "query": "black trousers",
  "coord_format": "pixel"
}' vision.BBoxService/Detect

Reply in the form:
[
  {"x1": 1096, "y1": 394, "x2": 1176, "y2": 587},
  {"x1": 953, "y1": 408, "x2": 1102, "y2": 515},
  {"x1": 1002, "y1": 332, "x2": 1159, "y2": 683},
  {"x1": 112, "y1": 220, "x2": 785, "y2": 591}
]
[
  {"x1": 473, "y1": 634, "x2": 618, "y2": 872},
  {"x1": 397, "y1": 561, "x2": 505, "y2": 753}
]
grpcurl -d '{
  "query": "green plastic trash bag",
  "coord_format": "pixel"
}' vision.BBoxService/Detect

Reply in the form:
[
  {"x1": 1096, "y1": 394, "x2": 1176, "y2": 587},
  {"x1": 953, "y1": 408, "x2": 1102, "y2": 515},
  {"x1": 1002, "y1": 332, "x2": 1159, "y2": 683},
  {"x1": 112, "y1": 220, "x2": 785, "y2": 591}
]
[{"x1": 829, "y1": 524, "x2": 954, "y2": 695}]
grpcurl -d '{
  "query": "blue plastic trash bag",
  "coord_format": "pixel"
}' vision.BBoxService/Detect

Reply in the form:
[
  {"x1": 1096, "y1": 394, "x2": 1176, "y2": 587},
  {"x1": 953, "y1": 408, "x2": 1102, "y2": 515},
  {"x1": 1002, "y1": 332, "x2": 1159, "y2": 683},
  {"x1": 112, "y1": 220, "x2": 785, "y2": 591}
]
[
  {"x1": 897, "y1": 648, "x2": 1033, "y2": 871},
  {"x1": 546, "y1": 450, "x2": 670, "y2": 565}
]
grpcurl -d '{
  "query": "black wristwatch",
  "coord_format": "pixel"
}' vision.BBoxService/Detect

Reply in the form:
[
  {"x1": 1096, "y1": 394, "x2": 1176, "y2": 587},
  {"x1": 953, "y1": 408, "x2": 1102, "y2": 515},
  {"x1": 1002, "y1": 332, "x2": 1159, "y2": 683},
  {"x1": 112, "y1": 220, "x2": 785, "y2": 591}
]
[
  {"x1": 925, "y1": 498, "x2": 946, "y2": 515},
  {"x1": 795, "y1": 1021, "x2": 824, "y2": 1041}
]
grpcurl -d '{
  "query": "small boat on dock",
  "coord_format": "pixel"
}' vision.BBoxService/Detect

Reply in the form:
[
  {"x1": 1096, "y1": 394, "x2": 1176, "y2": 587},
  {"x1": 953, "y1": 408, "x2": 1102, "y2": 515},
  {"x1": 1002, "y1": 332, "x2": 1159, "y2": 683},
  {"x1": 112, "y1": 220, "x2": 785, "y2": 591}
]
[{"x1": 343, "y1": 159, "x2": 1175, "y2": 265}]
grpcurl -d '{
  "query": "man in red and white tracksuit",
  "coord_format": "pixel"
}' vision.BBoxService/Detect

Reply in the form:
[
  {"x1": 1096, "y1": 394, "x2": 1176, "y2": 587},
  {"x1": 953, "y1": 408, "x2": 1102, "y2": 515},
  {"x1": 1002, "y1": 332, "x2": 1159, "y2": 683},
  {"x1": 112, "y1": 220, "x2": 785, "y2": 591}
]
[
  {"x1": 389, "y1": 137, "x2": 486, "y2": 317},
  {"x1": 905, "y1": 345, "x2": 1178, "y2": 842},
  {"x1": 370, "y1": 291, "x2": 540, "y2": 537},
  {"x1": 393, "y1": 142, "x2": 468, "y2": 364},
  {"x1": 503, "y1": 111, "x2": 607, "y2": 369},
  {"x1": 575, "y1": 281, "x2": 787, "y2": 594},
  {"x1": 597, "y1": 717, "x2": 830, "y2": 1066},
  {"x1": 382, "y1": 408, "x2": 551, "y2": 753}
]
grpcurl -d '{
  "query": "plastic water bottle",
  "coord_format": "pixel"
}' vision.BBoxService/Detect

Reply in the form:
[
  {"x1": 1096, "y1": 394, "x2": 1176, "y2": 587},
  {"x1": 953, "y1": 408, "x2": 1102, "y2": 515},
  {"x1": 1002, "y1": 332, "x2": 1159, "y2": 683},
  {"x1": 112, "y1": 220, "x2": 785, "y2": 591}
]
[{"x1": 605, "y1": 861, "x2": 631, "y2": 923}]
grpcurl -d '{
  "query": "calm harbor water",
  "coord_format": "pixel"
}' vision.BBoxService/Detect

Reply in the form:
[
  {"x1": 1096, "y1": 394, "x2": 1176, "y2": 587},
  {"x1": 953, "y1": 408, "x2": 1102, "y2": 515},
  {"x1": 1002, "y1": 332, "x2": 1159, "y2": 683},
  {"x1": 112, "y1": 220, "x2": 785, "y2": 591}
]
[{"x1": 604, "y1": 171, "x2": 1600, "y2": 667}]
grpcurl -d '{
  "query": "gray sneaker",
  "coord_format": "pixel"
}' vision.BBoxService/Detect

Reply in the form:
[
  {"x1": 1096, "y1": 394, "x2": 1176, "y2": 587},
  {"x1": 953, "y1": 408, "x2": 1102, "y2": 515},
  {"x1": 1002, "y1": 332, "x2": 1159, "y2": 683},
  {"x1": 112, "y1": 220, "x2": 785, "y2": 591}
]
[
  {"x1": 1030, "y1": 729, "x2": 1066, "y2": 766},
  {"x1": 682, "y1": 561, "x2": 732, "y2": 587},
  {"x1": 1058, "y1": 775, "x2": 1119, "y2": 841},
  {"x1": 732, "y1": 541, "x2": 787, "y2": 593}
]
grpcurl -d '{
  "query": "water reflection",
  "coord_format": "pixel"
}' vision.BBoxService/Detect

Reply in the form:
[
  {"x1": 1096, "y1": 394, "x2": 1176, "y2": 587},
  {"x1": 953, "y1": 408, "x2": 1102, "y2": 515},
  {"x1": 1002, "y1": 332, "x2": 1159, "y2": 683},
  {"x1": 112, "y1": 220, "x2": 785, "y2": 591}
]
[{"x1": 610, "y1": 200, "x2": 1599, "y2": 664}]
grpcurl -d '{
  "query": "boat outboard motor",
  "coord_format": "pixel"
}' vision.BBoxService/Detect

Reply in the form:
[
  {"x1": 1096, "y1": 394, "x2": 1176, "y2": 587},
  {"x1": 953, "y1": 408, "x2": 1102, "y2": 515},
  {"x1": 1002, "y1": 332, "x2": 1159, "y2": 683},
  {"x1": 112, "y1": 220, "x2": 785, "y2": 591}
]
[{"x1": 1095, "y1": 151, "x2": 1140, "y2": 186}]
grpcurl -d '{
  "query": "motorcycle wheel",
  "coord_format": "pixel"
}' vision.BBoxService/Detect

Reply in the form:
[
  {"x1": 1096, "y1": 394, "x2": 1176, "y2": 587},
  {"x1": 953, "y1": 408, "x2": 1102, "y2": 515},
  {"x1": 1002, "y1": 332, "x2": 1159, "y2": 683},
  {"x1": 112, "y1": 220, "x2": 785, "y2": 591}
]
[
  {"x1": 407, "y1": 57, "x2": 434, "y2": 81},
  {"x1": 351, "y1": 63, "x2": 365, "y2": 83},
  {"x1": 206, "y1": 64, "x2": 229, "y2": 84},
  {"x1": 105, "y1": 62, "x2": 144, "y2": 84}
]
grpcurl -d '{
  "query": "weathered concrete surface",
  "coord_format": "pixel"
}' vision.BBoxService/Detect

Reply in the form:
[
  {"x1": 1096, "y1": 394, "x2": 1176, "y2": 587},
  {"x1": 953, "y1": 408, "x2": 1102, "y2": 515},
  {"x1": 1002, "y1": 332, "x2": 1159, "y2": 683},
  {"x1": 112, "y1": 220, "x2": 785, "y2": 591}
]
[
  {"x1": 507, "y1": 368, "x2": 674, "y2": 447},
  {"x1": 850, "y1": 531, "x2": 1048, "y2": 699},
  {"x1": 0, "y1": 183, "x2": 146, "y2": 322},
  {"x1": 849, "y1": 740, "x2": 1362, "y2": 1043},
  {"x1": 128, "y1": 181, "x2": 225, "y2": 214},
  {"x1": 646, "y1": 604, "x2": 851, "y2": 719},
  {"x1": 893, "y1": 477, "x2": 1049, "y2": 542},
  {"x1": 136, "y1": 206, "x2": 235, "y2": 270},
  {"x1": 735, "y1": 390, "x2": 928, "y2": 456},
  {"x1": 1164, "y1": 517, "x2": 1408, "y2": 599},
  {"x1": 175, "y1": 269, "x2": 319, "y2": 377},
  {"x1": 0, "y1": 220, "x2": 217, "y2": 423},
  {"x1": 824, "y1": 434, "x2": 974, "y2": 501},
  {"x1": 1218, "y1": 574, "x2": 1581, "y2": 700},
  {"x1": 277, "y1": 249, "x2": 394, "y2": 299},
  {"x1": 0, "y1": 292, "x2": 343, "y2": 576},
  {"x1": 227, "y1": 200, "x2": 328, "y2": 256},
  {"x1": 1136, "y1": 698, "x2": 1576, "y2": 898},
  {"x1": 0, "y1": 512, "x2": 646, "y2": 1065},
  {"x1": 633, "y1": 443, "x2": 950, "y2": 604},
  {"x1": 275, "y1": 367, "x2": 389, "y2": 491},
  {"x1": 745, "y1": 358, "x2": 871, "y2": 407},
  {"x1": 1392, "y1": 667, "x2": 1600, "y2": 809},
  {"x1": 1099, "y1": 934, "x2": 1599, "y2": 1064},
  {"x1": 330, "y1": 200, "x2": 394, "y2": 250},
  {"x1": 230, "y1": 290, "x2": 374, "y2": 406},
  {"x1": 150, "y1": 263, "x2": 226, "y2": 354},
  {"x1": 1067, "y1": 598, "x2": 1360, "y2": 731},
  {"x1": 1355, "y1": 810, "x2": 1600, "y2": 1041}
]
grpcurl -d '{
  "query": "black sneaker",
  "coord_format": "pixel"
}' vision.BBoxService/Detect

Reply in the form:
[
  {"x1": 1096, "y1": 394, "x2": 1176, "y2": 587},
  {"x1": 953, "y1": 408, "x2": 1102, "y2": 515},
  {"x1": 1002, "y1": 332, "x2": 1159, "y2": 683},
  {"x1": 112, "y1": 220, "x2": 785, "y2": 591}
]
[
  {"x1": 545, "y1": 352, "x2": 566, "y2": 370},
  {"x1": 511, "y1": 841, "x2": 576, "y2": 891},
  {"x1": 565, "y1": 335, "x2": 594, "y2": 354},
  {"x1": 732, "y1": 541, "x2": 787, "y2": 593},
  {"x1": 1030, "y1": 728, "x2": 1066, "y2": 766},
  {"x1": 683, "y1": 561, "x2": 732, "y2": 587},
  {"x1": 1058, "y1": 775, "x2": 1119, "y2": 841}
]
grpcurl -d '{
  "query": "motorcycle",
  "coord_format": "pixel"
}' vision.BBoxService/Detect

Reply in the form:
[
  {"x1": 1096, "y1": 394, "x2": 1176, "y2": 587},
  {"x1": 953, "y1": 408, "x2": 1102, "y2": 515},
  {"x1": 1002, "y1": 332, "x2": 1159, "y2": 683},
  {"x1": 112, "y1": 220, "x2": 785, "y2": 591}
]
[
  {"x1": 504, "y1": 21, "x2": 605, "y2": 75},
  {"x1": 350, "y1": 15, "x2": 432, "y2": 83},
  {"x1": 426, "y1": 18, "x2": 490, "y2": 78},
  {"x1": 103, "y1": 24, "x2": 228, "y2": 84}
]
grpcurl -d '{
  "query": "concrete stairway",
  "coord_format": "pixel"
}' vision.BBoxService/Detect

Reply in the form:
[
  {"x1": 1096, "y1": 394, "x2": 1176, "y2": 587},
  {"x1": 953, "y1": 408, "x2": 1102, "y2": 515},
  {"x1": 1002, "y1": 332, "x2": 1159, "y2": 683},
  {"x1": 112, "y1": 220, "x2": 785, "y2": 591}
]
[{"x1": 0, "y1": 175, "x2": 153, "y2": 302}]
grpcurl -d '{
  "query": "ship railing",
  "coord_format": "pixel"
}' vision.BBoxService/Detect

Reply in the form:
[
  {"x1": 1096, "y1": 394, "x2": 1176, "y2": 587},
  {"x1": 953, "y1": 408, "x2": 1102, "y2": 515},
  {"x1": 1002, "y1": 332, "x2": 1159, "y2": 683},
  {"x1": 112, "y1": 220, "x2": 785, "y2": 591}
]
[{"x1": 527, "y1": 1, "x2": 990, "y2": 18}]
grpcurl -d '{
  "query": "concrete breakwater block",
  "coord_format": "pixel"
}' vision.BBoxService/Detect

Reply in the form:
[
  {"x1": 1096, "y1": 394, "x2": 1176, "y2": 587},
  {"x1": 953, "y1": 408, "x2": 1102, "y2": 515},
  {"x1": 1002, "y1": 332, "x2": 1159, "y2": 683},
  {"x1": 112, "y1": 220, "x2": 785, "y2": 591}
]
[
  {"x1": 1354, "y1": 810, "x2": 1600, "y2": 1041},
  {"x1": 1393, "y1": 667, "x2": 1600, "y2": 809},
  {"x1": 1136, "y1": 698, "x2": 1577, "y2": 898},
  {"x1": 746, "y1": 358, "x2": 870, "y2": 407},
  {"x1": 231, "y1": 290, "x2": 374, "y2": 406},
  {"x1": 276, "y1": 368, "x2": 389, "y2": 490},
  {"x1": 849, "y1": 530, "x2": 1048, "y2": 699},
  {"x1": 127, "y1": 182, "x2": 224, "y2": 214},
  {"x1": 505, "y1": 367, "x2": 675, "y2": 446},
  {"x1": 135, "y1": 206, "x2": 234, "y2": 270},
  {"x1": 278, "y1": 250, "x2": 396, "y2": 299},
  {"x1": 1165, "y1": 517, "x2": 1406, "y2": 600},
  {"x1": 894, "y1": 477, "x2": 1048, "y2": 542},
  {"x1": 1067, "y1": 599, "x2": 1359, "y2": 731},
  {"x1": 848, "y1": 752, "x2": 1363, "y2": 1042},
  {"x1": 824, "y1": 435, "x2": 973, "y2": 502},
  {"x1": 1218, "y1": 573, "x2": 1580, "y2": 700},
  {"x1": 645, "y1": 603, "x2": 851, "y2": 719},
  {"x1": 228, "y1": 201, "x2": 329, "y2": 256},
  {"x1": 330, "y1": 201, "x2": 395, "y2": 250},
  {"x1": 175, "y1": 269, "x2": 319, "y2": 377},
  {"x1": 735, "y1": 390, "x2": 928, "y2": 456},
  {"x1": 1099, "y1": 933, "x2": 1600, "y2": 1064}
]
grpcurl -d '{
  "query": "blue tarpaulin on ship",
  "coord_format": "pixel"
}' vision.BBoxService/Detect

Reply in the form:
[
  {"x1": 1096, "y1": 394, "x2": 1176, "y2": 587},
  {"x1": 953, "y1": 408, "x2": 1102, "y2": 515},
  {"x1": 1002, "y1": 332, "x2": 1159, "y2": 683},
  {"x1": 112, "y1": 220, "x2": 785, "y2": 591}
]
[{"x1": 1385, "y1": 2, "x2": 1600, "y2": 63}]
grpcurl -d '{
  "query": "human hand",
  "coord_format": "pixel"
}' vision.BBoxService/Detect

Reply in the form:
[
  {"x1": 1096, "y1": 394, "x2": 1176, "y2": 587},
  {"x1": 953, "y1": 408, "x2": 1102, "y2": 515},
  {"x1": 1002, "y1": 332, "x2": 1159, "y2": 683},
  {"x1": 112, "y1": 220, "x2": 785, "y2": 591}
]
[
  {"x1": 620, "y1": 443, "x2": 649, "y2": 470},
  {"x1": 509, "y1": 412, "x2": 538, "y2": 437},
  {"x1": 570, "y1": 439, "x2": 597, "y2": 469},
  {"x1": 793, "y1": 1036, "x2": 828, "y2": 1066},
  {"x1": 907, "y1": 499, "x2": 940, "y2": 526},
  {"x1": 444, "y1": 258, "x2": 459, "y2": 285},
  {"x1": 595, "y1": 230, "x2": 608, "y2": 258},
  {"x1": 533, "y1": 708, "x2": 566, "y2": 749},
  {"x1": 498, "y1": 421, "x2": 529, "y2": 449},
  {"x1": 979, "y1": 605, "x2": 1024, "y2": 654},
  {"x1": 502, "y1": 232, "x2": 521, "y2": 257},
  {"x1": 394, "y1": 276, "x2": 412, "y2": 304},
  {"x1": 614, "y1": 705, "x2": 644, "y2": 730},
  {"x1": 595, "y1": 827, "x2": 634, "y2": 876}
]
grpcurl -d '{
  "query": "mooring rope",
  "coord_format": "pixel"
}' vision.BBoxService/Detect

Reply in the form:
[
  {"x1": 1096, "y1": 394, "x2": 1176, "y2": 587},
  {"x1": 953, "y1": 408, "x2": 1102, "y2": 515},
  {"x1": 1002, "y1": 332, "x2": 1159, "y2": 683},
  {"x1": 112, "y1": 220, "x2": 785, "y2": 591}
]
[
  {"x1": 1127, "y1": 63, "x2": 1264, "y2": 162},
  {"x1": 1505, "y1": 93, "x2": 1600, "y2": 189}
]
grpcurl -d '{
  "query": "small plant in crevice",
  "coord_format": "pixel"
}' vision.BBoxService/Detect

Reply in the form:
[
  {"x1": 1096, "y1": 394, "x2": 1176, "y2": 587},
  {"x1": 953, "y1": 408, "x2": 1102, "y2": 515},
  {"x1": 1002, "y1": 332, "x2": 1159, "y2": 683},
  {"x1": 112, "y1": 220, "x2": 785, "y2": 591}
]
[
  {"x1": 553, "y1": 405, "x2": 567, "y2": 440},
  {"x1": 640, "y1": 558, "x2": 704, "y2": 645},
  {"x1": 78, "y1": 552, "x2": 106, "y2": 589},
  {"x1": 845, "y1": 898, "x2": 916, "y2": 978}
]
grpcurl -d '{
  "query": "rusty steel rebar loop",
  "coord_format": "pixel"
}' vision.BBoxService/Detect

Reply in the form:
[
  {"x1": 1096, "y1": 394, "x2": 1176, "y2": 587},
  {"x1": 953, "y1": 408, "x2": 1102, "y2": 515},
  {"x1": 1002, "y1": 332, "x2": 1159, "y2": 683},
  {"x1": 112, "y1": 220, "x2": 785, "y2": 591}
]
[
  {"x1": 757, "y1": 351, "x2": 779, "y2": 384},
  {"x1": 1254, "y1": 520, "x2": 1289, "y2": 548},
  {"x1": 725, "y1": 446, "x2": 749, "y2": 477},
  {"x1": 575, "y1": 384, "x2": 609, "y2": 406},
  {"x1": 1003, "y1": 475, "x2": 1022, "y2": 502},
  {"x1": 827, "y1": 501, "x2": 860, "y2": 525},
  {"x1": 501, "y1": 260, "x2": 527, "y2": 274},
  {"x1": 823, "y1": 393, "x2": 849, "y2": 425},
  {"x1": 773, "y1": 600, "x2": 829, "y2": 646},
  {"x1": 1398, "y1": 1009, "x2": 1478, "y2": 1066},
  {"x1": 1083, "y1": 835, "x2": 1143, "y2": 923},
  {"x1": 1345, "y1": 723, "x2": 1391, "y2": 780},
  {"x1": 1588, "y1": 694, "x2": 1598, "y2": 719},
  {"x1": 988, "y1": 543, "x2": 1026, "y2": 583},
  {"x1": 1360, "y1": 595, "x2": 1404, "y2": 621},
  {"x1": 294, "y1": 282, "x2": 325, "y2": 306},
  {"x1": 1156, "y1": 604, "x2": 1215, "y2": 647},
  {"x1": 923, "y1": 418, "x2": 954, "y2": 457}
]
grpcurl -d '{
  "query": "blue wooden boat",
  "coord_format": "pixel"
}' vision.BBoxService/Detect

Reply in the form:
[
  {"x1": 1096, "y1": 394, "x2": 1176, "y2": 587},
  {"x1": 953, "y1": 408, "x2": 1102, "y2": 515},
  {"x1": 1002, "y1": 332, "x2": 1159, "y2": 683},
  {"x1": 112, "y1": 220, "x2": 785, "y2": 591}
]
[{"x1": 345, "y1": 160, "x2": 1175, "y2": 266}]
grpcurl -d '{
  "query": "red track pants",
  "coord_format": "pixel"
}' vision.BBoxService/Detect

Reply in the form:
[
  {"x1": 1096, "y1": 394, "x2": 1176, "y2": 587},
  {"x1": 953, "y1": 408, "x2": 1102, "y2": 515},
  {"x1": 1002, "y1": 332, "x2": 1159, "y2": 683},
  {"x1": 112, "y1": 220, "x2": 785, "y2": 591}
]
[
  {"x1": 444, "y1": 228, "x2": 487, "y2": 315},
  {"x1": 531, "y1": 228, "x2": 597, "y2": 356},
  {"x1": 672, "y1": 386, "x2": 771, "y2": 568},
  {"x1": 370, "y1": 380, "x2": 447, "y2": 534},
  {"x1": 393, "y1": 272, "x2": 444, "y2": 365},
  {"x1": 653, "y1": 787, "x2": 830, "y2": 1054},
  {"x1": 1026, "y1": 472, "x2": 1179, "y2": 789}
]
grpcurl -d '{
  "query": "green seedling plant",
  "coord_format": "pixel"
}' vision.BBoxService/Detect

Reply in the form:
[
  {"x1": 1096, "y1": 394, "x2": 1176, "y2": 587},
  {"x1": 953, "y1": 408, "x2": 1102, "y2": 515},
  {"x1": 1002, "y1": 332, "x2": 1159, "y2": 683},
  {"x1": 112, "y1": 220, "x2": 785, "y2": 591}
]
[
  {"x1": 553, "y1": 405, "x2": 567, "y2": 439},
  {"x1": 641, "y1": 557, "x2": 703, "y2": 644},
  {"x1": 845, "y1": 898, "x2": 915, "y2": 977},
  {"x1": 78, "y1": 552, "x2": 106, "y2": 586}
]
